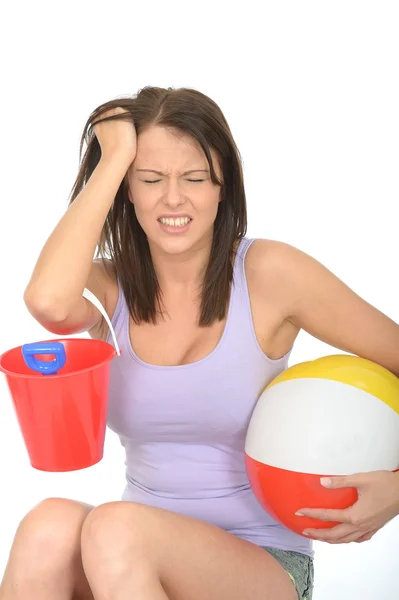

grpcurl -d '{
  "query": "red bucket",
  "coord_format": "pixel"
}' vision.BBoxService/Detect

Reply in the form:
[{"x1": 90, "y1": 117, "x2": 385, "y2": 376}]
[{"x1": 0, "y1": 288, "x2": 121, "y2": 472}]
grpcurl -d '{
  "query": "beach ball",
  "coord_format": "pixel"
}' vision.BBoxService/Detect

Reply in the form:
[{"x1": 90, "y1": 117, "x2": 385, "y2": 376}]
[{"x1": 245, "y1": 354, "x2": 399, "y2": 536}]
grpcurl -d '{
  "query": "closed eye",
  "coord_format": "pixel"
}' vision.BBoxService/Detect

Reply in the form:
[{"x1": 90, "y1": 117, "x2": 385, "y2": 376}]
[{"x1": 143, "y1": 179, "x2": 205, "y2": 184}]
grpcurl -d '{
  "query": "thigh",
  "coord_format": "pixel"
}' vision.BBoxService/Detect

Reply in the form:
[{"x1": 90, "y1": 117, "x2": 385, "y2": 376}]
[{"x1": 81, "y1": 501, "x2": 299, "y2": 600}]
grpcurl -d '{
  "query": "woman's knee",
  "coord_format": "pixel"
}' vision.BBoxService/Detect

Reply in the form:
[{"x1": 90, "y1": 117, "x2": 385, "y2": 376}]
[
  {"x1": 9, "y1": 498, "x2": 94, "y2": 574},
  {"x1": 80, "y1": 502, "x2": 153, "y2": 591},
  {"x1": 81, "y1": 501, "x2": 145, "y2": 559}
]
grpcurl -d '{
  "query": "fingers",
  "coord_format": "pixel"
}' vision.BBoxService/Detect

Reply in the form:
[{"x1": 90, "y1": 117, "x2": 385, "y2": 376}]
[
  {"x1": 303, "y1": 523, "x2": 377, "y2": 544},
  {"x1": 355, "y1": 530, "x2": 378, "y2": 543},
  {"x1": 321, "y1": 474, "x2": 362, "y2": 489},
  {"x1": 296, "y1": 507, "x2": 352, "y2": 523},
  {"x1": 303, "y1": 522, "x2": 353, "y2": 542},
  {"x1": 92, "y1": 107, "x2": 129, "y2": 129}
]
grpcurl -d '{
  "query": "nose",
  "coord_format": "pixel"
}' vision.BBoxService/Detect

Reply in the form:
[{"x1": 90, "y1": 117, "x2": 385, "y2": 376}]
[{"x1": 162, "y1": 179, "x2": 187, "y2": 208}]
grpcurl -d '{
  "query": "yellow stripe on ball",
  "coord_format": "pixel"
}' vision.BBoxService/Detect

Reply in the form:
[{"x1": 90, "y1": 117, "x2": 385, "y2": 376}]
[{"x1": 266, "y1": 354, "x2": 399, "y2": 416}]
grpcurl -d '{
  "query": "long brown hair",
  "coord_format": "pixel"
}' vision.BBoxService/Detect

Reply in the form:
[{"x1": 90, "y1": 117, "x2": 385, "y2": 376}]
[{"x1": 68, "y1": 86, "x2": 247, "y2": 326}]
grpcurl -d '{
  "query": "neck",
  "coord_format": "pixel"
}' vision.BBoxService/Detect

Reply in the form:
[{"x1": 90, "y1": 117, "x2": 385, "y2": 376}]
[{"x1": 149, "y1": 235, "x2": 213, "y2": 294}]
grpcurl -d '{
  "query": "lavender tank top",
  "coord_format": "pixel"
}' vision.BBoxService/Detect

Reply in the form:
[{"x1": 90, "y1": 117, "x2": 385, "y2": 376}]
[{"x1": 106, "y1": 237, "x2": 313, "y2": 556}]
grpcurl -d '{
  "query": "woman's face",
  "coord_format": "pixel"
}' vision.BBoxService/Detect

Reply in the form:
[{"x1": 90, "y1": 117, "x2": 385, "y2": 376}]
[{"x1": 126, "y1": 125, "x2": 223, "y2": 256}]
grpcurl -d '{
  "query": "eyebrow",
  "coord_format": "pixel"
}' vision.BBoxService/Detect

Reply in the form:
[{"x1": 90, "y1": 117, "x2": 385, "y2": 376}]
[{"x1": 135, "y1": 169, "x2": 210, "y2": 176}]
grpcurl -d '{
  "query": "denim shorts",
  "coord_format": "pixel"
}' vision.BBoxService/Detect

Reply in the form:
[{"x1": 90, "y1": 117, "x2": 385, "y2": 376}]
[{"x1": 262, "y1": 547, "x2": 314, "y2": 599}]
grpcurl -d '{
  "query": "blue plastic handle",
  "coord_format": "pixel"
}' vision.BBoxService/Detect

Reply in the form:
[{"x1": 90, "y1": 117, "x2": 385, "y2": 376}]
[{"x1": 22, "y1": 342, "x2": 66, "y2": 375}]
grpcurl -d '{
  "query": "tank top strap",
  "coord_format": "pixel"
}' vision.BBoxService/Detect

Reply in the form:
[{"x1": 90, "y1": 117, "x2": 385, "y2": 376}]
[
  {"x1": 221, "y1": 236, "x2": 257, "y2": 344},
  {"x1": 234, "y1": 237, "x2": 255, "y2": 281},
  {"x1": 230, "y1": 236, "x2": 255, "y2": 304}
]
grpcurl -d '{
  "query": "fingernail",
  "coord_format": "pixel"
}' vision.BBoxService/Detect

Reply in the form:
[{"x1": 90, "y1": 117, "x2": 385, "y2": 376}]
[
  {"x1": 302, "y1": 531, "x2": 310, "y2": 536},
  {"x1": 320, "y1": 477, "x2": 332, "y2": 487},
  {"x1": 295, "y1": 511, "x2": 304, "y2": 516}
]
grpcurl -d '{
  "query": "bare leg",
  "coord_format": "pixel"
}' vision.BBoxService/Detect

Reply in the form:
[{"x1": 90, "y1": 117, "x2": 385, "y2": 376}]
[
  {"x1": 80, "y1": 501, "x2": 298, "y2": 600},
  {"x1": 0, "y1": 498, "x2": 95, "y2": 600}
]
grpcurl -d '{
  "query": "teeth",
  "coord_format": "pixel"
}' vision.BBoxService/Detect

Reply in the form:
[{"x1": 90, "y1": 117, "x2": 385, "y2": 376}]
[{"x1": 159, "y1": 217, "x2": 191, "y2": 227}]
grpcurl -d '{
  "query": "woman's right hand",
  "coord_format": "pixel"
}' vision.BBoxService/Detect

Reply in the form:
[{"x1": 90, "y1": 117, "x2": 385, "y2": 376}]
[{"x1": 91, "y1": 106, "x2": 137, "y2": 165}]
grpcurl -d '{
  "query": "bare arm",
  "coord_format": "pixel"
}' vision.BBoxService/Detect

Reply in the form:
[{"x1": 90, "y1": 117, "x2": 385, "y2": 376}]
[
  {"x1": 24, "y1": 155, "x2": 132, "y2": 334},
  {"x1": 258, "y1": 239, "x2": 399, "y2": 378}
]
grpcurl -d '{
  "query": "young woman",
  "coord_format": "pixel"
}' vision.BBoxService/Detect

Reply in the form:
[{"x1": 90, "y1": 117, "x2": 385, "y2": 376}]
[{"x1": 1, "y1": 87, "x2": 398, "y2": 600}]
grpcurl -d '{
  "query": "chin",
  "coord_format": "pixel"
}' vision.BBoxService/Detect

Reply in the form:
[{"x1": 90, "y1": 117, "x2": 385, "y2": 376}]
[
  {"x1": 147, "y1": 228, "x2": 212, "y2": 257},
  {"x1": 152, "y1": 235, "x2": 196, "y2": 256}
]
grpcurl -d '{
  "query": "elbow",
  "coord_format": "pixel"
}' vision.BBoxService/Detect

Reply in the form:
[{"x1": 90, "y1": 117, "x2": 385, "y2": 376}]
[{"x1": 23, "y1": 288, "x2": 69, "y2": 323}]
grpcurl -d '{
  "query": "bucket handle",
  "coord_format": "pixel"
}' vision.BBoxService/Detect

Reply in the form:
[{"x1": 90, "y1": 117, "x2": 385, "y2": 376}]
[
  {"x1": 83, "y1": 287, "x2": 121, "y2": 356},
  {"x1": 22, "y1": 342, "x2": 67, "y2": 375}
]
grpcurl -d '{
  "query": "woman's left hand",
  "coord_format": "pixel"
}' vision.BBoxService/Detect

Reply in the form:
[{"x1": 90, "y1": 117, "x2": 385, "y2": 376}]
[{"x1": 296, "y1": 470, "x2": 399, "y2": 543}]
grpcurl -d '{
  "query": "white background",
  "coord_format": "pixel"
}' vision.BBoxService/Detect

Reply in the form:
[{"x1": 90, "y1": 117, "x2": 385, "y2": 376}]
[{"x1": 1, "y1": 1, "x2": 398, "y2": 598}]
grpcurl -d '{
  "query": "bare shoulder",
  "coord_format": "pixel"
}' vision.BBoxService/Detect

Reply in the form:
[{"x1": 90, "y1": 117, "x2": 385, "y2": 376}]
[
  {"x1": 245, "y1": 238, "x2": 304, "y2": 273},
  {"x1": 244, "y1": 239, "x2": 299, "y2": 318},
  {"x1": 245, "y1": 236, "x2": 328, "y2": 294}
]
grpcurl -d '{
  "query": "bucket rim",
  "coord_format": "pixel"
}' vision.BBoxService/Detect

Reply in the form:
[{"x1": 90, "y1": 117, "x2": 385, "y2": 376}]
[{"x1": 0, "y1": 337, "x2": 118, "y2": 379}]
